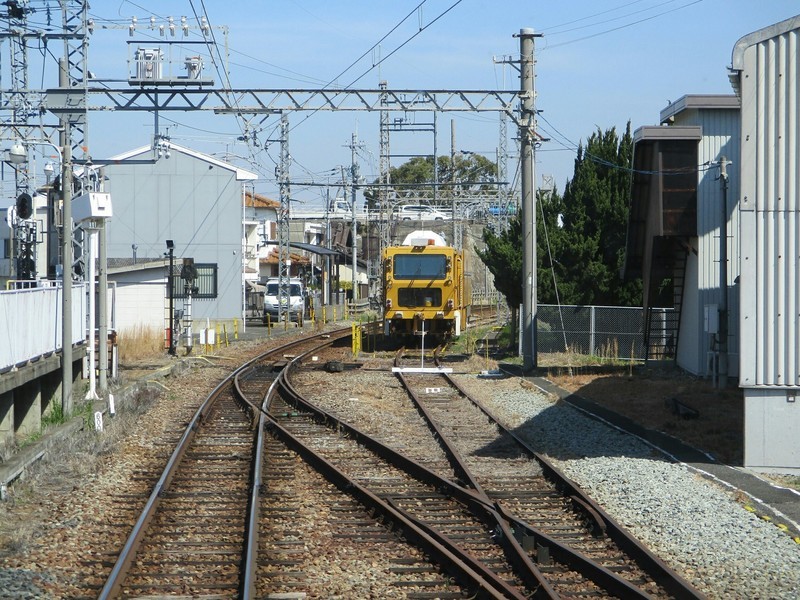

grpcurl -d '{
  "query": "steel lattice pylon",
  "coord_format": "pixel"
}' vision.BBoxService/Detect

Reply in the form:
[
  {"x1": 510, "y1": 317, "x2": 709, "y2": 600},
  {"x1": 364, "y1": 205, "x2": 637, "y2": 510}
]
[{"x1": 277, "y1": 112, "x2": 291, "y2": 321}]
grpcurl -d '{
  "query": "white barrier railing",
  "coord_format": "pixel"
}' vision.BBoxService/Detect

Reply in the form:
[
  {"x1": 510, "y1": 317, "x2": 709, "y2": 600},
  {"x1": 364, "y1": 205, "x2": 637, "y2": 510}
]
[{"x1": 0, "y1": 283, "x2": 87, "y2": 372}]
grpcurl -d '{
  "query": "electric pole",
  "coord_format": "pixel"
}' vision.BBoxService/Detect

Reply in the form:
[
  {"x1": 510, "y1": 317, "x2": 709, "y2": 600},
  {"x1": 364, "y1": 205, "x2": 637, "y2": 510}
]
[
  {"x1": 518, "y1": 28, "x2": 540, "y2": 371},
  {"x1": 277, "y1": 113, "x2": 291, "y2": 322}
]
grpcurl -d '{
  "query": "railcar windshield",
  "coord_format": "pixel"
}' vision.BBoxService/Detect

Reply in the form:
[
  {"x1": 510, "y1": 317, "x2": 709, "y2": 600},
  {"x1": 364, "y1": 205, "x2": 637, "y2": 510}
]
[{"x1": 393, "y1": 254, "x2": 447, "y2": 279}]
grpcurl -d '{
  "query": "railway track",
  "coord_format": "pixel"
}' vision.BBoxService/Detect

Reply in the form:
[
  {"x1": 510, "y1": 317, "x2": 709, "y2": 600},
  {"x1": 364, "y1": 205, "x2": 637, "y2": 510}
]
[
  {"x1": 392, "y1": 347, "x2": 703, "y2": 598},
  {"x1": 97, "y1": 326, "x2": 704, "y2": 598},
  {"x1": 98, "y1": 328, "x2": 351, "y2": 599},
  {"x1": 282, "y1": 342, "x2": 706, "y2": 598}
]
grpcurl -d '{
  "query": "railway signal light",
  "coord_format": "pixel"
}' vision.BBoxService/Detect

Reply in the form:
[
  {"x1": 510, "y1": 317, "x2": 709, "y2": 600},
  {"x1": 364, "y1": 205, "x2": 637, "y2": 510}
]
[{"x1": 16, "y1": 192, "x2": 32, "y2": 220}]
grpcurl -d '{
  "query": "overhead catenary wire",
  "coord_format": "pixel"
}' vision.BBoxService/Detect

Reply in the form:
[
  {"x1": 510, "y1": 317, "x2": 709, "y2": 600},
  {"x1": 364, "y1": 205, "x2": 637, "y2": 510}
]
[
  {"x1": 540, "y1": 0, "x2": 706, "y2": 48},
  {"x1": 537, "y1": 112, "x2": 715, "y2": 177},
  {"x1": 287, "y1": 0, "x2": 465, "y2": 136}
]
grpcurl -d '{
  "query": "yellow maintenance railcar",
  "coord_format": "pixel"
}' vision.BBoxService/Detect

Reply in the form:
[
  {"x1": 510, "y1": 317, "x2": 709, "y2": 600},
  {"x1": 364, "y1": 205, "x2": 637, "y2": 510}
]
[{"x1": 382, "y1": 230, "x2": 471, "y2": 341}]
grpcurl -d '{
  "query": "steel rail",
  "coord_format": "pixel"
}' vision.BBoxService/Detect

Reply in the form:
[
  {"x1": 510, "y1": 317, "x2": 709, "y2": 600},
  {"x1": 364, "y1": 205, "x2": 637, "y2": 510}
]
[
  {"x1": 99, "y1": 327, "x2": 350, "y2": 599},
  {"x1": 395, "y1": 351, "x2": 656, "y2": 599},
  {"x1": 263, "y1": 410, "x2": 520, "y2": 599},
  {"x1": 281, "y1": 349, "x2": 654, "y2": 597},
  {"x1": 277, "y1": 351, "x2": 639, "y2": 597},
  {"x1": 97, "y1": 372, "x2": 246, "y2": 599},
  {"x1": 276, "y1": 356, "x2": 564, "y2": 598},
  {"x1": 233, "y1": 326, "x2": 353, "y2": 598},
  {"x1": 233, "y1": 327, "x2": 351, "y2": 600},
  {"x1": 441, "y1": 367, "x2": 706, "y2": 600}
]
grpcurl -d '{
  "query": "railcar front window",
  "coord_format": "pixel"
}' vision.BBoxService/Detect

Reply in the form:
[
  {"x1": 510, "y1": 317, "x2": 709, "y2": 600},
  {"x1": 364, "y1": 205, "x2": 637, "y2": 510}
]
[
  {"x1": 393, "y1": 254, "x2": 447, "y2": 279},
  {"x1": 397, "y1": 288, "x2": 443, "y2": 308}
]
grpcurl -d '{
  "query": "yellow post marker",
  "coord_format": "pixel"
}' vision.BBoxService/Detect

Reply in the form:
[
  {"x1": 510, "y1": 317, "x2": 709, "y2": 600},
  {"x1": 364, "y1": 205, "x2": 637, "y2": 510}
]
[
  {"x1": 233, "y1": 318, "x2": 239, "y2": 340},
  {"x1": 352, "y1": 322, "x2": 361, "y2": 357},
  {"x1": 223, "y1": 324, "x2": 229, "y2": 347}
]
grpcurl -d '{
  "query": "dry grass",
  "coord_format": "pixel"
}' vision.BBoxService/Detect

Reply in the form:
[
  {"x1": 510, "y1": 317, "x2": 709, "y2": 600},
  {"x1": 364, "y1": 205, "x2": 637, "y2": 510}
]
[{"x1": 117, "y1": 325, "x2": 165, "y2": 363}]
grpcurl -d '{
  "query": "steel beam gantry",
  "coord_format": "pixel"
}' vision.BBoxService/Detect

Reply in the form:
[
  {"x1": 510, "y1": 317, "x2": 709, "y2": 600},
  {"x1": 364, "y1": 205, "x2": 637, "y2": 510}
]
[{"x1": 45, "y1": 87, "x2": 519, "y2": 120}]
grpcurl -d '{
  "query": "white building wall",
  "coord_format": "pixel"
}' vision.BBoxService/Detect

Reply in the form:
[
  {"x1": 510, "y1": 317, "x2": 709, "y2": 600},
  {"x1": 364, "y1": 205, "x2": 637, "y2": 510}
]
[
  {"x1": 104, "y1": 143, "x2": 256, "y2": 326},
  {"x1": 696, "y1": 109, "x2": 741, "y2": 377},
  {"x1": 111, "y1": 281, "x2": 165, "y2": 334}
]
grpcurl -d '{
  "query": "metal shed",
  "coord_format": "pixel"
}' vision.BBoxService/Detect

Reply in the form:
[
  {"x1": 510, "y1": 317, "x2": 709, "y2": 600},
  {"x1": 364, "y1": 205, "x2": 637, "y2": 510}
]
[{"x1": 730, "y1": 15, "x2": 800, "y2": 472}]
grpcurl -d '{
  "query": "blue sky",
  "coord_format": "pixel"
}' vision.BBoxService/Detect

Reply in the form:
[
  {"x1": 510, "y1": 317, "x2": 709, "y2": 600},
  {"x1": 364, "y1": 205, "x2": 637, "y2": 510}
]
[{"x1": 5, "y1": 1, "x2": 800, "y2": 208}]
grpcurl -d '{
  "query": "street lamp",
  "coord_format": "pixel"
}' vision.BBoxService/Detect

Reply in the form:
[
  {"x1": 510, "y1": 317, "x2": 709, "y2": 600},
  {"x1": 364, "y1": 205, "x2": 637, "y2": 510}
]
[
  {"x1": 5, "y1": 139, "x2": 63, "y2": 172},
  {"x1": 7, "y1": 141, "x2": 26, "y2": 164},
  {"x1": 43, "y1": 162, "x2": 55, "y2": 182}
]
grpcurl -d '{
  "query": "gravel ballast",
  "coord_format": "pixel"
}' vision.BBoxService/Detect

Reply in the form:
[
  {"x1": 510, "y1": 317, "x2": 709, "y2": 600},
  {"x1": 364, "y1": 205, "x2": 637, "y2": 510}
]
[{"x1": 452, "y1": 373, "x2": 800, "y2": 599}]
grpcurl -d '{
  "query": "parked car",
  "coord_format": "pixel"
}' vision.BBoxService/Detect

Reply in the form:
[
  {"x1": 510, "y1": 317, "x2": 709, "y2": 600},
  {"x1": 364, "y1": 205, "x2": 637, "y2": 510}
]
[
  {"x1": 262, "y1": 277, "x2": 306, "y2": 323},
  {"x1": 396, "y1": 204, "x2": 449, "y2": 221}
]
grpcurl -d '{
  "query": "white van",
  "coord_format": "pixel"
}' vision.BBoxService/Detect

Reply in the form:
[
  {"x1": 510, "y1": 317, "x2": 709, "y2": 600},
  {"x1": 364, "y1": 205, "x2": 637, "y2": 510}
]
[{"x1": 263, "y1": 277, "x2": 305, "y2": 323}]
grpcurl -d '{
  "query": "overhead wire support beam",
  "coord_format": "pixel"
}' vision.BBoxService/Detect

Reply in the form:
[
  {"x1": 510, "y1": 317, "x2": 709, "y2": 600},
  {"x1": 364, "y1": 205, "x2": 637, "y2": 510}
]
[{"x1": 47, "y1": 87, "x2": 520, "y2": 120}]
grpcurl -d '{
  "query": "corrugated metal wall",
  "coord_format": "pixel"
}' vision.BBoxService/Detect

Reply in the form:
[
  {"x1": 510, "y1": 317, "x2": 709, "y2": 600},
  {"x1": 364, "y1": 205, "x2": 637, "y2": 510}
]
[
  {"x1": 668, "y1": 105, "x2": 741, "y2": 376},
  {"x1": 696, "y1": 108, "x2": 742, "y2": 376},
  {"x1": 736, "y1": 18, "x2": 800, "y2": 388}
]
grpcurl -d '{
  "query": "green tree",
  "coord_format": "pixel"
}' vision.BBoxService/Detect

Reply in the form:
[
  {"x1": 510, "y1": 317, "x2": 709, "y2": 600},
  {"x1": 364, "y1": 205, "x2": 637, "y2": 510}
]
[
  {"x1": 476, "y1": 215, "x2": 523, "y2": 345},
  {"x1": 536, "y1": 187, "x2": 566, "y2": 305},
  {"x1": 364, "y1": 154, "x2": 497, "y2": 209},
  {"x1": 477, "y1": 123, "x2": 643, "y2": 324},
  {"x1": 542, "y1": 123, "x2": 641, "y2": 306}
]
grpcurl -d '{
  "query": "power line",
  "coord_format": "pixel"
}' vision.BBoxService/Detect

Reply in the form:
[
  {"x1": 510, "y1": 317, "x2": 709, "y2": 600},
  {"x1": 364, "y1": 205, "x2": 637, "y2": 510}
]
[
  {"x1": 543, "y1": 0, "x2": 705, "y2": 49},
  {"x1": 537, "y1": 112, "x2": 713, "y2": 176}
]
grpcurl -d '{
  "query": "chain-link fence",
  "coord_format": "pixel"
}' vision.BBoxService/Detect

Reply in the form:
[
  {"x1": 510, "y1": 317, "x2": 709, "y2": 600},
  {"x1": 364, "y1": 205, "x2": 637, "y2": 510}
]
[{"x1": 537, "y1": 304, "x2": 674, "y2": 361}]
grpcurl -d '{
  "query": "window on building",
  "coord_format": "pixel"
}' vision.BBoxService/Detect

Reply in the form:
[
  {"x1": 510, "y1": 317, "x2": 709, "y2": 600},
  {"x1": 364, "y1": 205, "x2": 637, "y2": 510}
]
[{"x1": 170, "y1": 263, "x2": 218, "y2": 299}]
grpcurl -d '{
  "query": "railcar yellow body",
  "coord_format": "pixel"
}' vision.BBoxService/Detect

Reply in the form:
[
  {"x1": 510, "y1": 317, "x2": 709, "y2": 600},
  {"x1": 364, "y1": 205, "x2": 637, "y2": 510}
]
[{"x1": 382, "y1": 231, "x2": 470, "y2": 339}]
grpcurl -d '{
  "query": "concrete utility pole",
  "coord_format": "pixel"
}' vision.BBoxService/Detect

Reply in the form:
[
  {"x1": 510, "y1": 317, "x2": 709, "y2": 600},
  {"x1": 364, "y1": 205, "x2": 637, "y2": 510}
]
[
  {"x1": 450, "y1": 120, "x2": 457, "y2": 247},
  {"x1": 718, "y1": 156, "x2": 730, "y2": 388},
  {"x1": 518, "y1": 28, "x2": 539, "y2": 371},
  {"x1": 60, "y1": 59, "x2": 74, "y2": 416}
]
